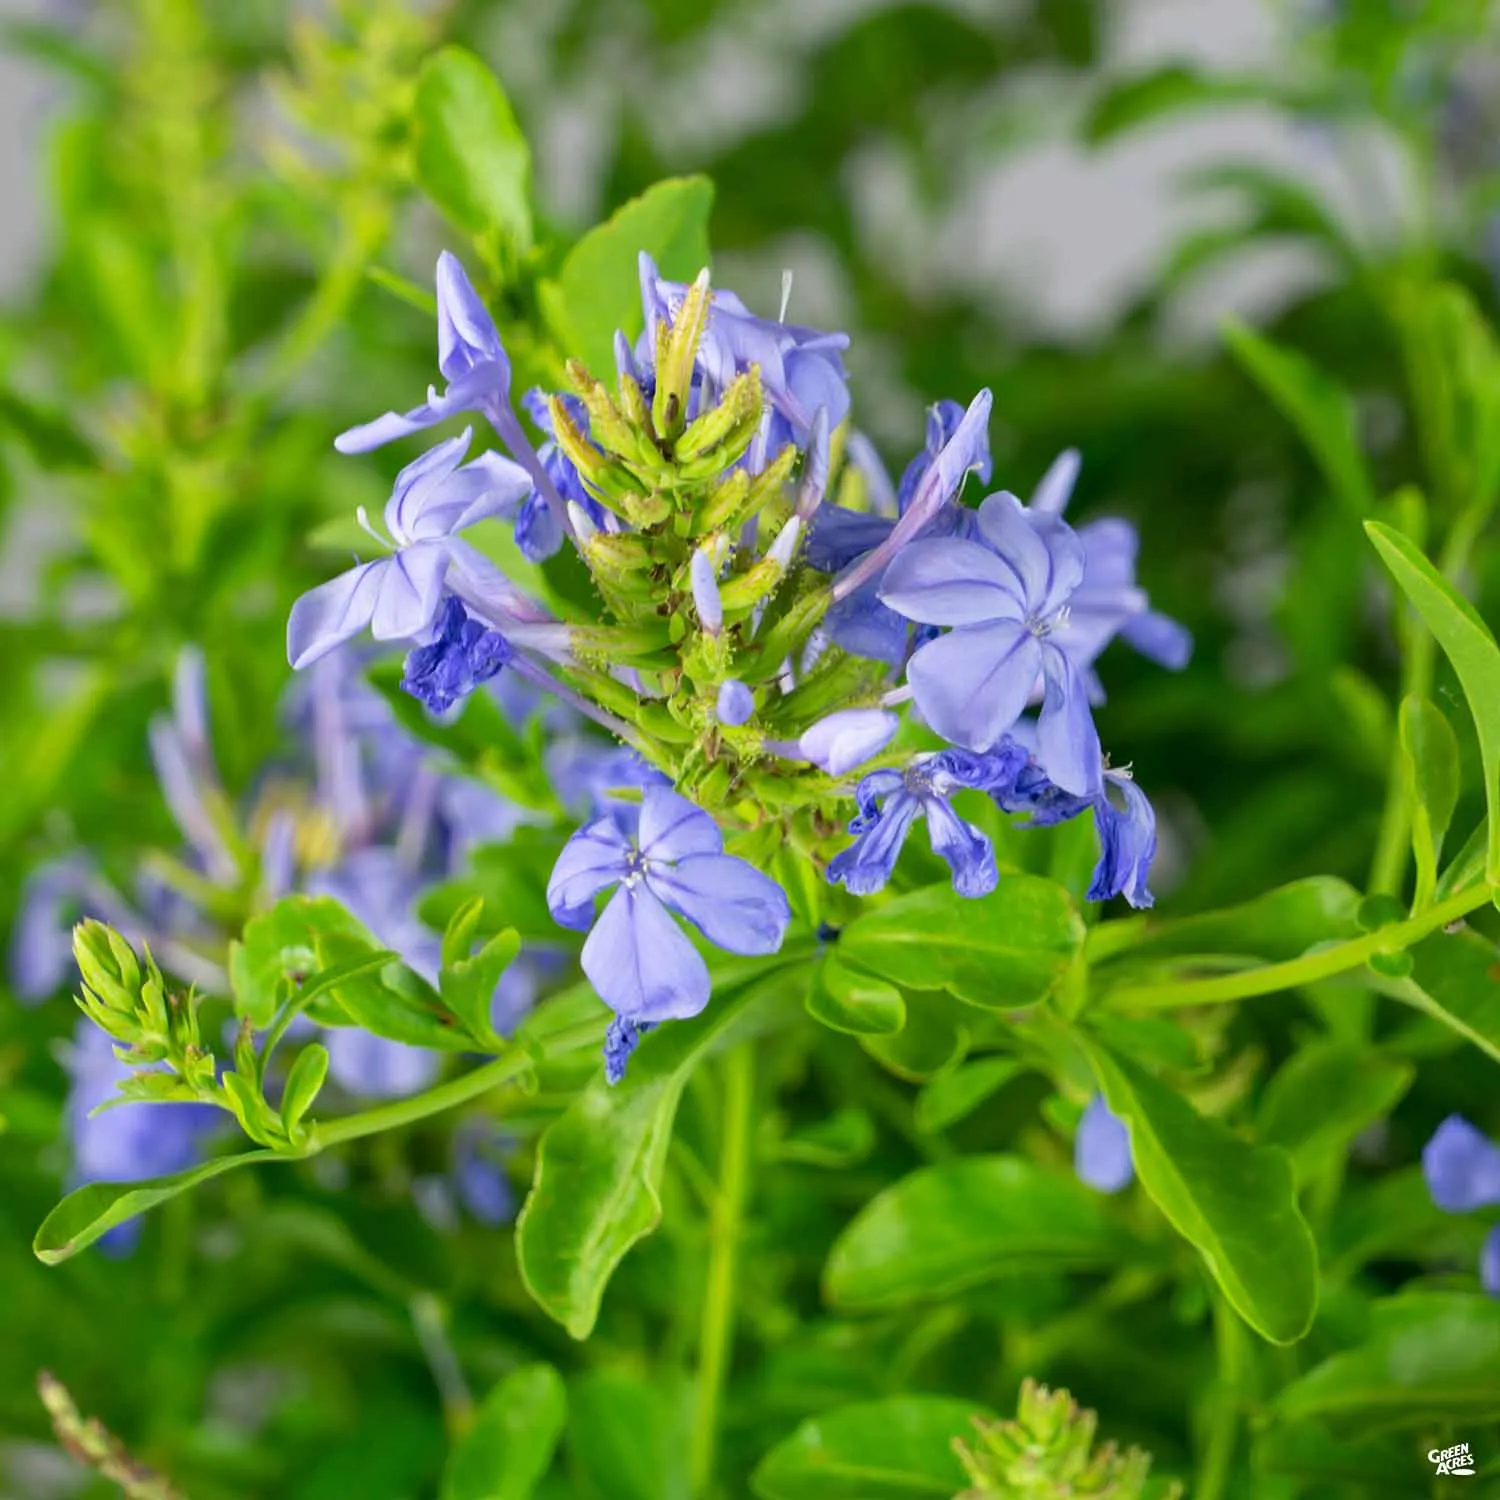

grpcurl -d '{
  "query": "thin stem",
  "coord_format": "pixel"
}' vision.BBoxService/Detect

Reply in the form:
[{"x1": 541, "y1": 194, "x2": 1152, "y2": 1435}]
[
  {"x1": 410, "y1": 1292, "x2": 474, "y2": 1437},
  {"x1": 1100, "y1": 882, "x2": 1492, "y2": 1011},
  {"x1": 690, "y1": 1043, "x2": 755, "y2": 1499},
  {"x1": 1195, "y1": 1293, "x2": 1249, "y2": 1500}
]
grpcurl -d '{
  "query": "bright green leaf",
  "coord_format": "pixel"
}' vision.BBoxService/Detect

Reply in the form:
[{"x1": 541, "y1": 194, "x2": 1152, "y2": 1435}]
[
  {"x1": 1084, "y1": 1041, "x2": 1318, "y2": 1344},
  {"x1": 442, "y1": 1364, "x2": 566, "y2": 1500},
  {"x1": 1400, "y1": 696, "x2": 1460, "y2": 908},
  {"x1": 807, "y1": 955, "x2": 905, "y2": 1036},
  {"x1": 777, "y1": 1108, "x2": 875, "y2": 1169},
  {"x1": 859, "y1": 990, "x2": 971, "y2": 1081},
  {"x1": 564, "y1": 1369, "x2": 693, "y2": 1500},
  {"x1": 913, "y1": 1057, "x2": 1026, "y2": 1134},
  {"x1": 1386, "y1": 924, "x2": 1500, "y2": 1063},
  {"x1": 280, "y1": 1043, "x2": 329, "y2": 1139}
]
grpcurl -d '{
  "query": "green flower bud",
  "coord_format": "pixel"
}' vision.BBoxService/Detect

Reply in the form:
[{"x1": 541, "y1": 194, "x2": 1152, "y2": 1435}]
[
  {"x1": 73, "y1": 920, "x2": 143, "y2": 1018},
  {"x1": 652, "y1": 267, "x2": 712, "y2": 442}
]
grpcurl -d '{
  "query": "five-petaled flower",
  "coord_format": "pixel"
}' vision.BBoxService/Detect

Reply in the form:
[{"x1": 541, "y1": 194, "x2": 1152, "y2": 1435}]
[{"x1": 547, "y1": 788, "x2": 791, "y2": 1078}]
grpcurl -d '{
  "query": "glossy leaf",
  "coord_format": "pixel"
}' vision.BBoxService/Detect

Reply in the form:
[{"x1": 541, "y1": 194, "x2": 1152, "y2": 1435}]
[
  {"x1": 1084, "y1": 1041, "x2": 1318, "y2": 1344},
  {"x1": 539, "y1": 176, "x2": 714, "y2": 375},
  {"x1": 442, "y1": 1364, "x2": 565, "y2": 1500},
  {"x1": 412, "y1": 47, "x2": 532, "y2": 247},
  {"x1": 279, "y1": 1043, "x2": 329, "y2": 1139},
  {"x1": 913, "y1": 1057, "x2": 1026, "y2": 1133},
  {"x1": 1366, "y1": 520, "x2": 1500, "y2": 882},
  {"x1": 807, "y1": 954, "x2": 905, "y2": 1036},
  {"x1": 859, "y1": 990, "x2": 971, "y2": 1081},
  {"x1": 751, "y1": 1396, "x2": 988, "y2": 1500},
  {"x1": 824, "y1": 1156, "x2": 1134, "y2": 1311},
  {"x1": 1400, "y1": 696, "x2": 1460, "y2": 906},
  {"x1": 838, "y1": 877, "x2": 1084, "y2": 1010},
  {"x1": 228, "y1": 895, "x2": 374, "y2": 1027},
  {"x1": 1387, "y1": 924, "x2": 1500, "y2": 1063}
]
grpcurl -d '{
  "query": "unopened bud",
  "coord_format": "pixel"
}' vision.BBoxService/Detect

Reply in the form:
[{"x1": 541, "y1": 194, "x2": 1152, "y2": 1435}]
[
  {"x1": 716, "y1": 680, "x2": 754, "y2": 726},
  {"x1": 691, "y1": 548, "x2": 723, "y2": 635}
]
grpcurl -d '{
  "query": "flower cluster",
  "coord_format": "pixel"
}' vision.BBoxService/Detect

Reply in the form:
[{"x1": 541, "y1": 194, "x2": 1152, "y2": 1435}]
[{"x1": 293, "y1": 250, "x2": 1188, "y2": 1079}]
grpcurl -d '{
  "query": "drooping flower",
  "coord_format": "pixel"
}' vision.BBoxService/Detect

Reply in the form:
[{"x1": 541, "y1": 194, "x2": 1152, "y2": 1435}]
[
  {"x1": 1075, "y1": 1095, "x2": 1134, "y2": 1193},
  {"x1": 1422, "y1": 1115, "x2": 1500, "y2": 1297},
  {"x1": 546, "y1": 787, "x2": 790, "y2": 1071},
  {"x1": 401, "y1": 596, "x2": 513, "y2": 714},
  {"x1": 287, "y1": 431, "x2": 534, "y2": 669},
  {"x1": 827, "y1": 745, "x2": 1028, "y2": 898},
  {"x1": 879, "y1": 490, "x2": 1103, "y2": 796}
]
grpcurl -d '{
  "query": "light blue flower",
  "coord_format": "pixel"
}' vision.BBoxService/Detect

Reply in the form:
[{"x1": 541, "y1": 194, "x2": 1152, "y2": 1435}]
[
  {"x1": 1075, "y1": 1095, "x2": 1134, "y2": 1193},
  {"x1": 716, "y1": 680, "x2": 754, "y2": 726},
  {"x1": 1422, "y1": 1115, "x2": 1500, "y2": 1297}
]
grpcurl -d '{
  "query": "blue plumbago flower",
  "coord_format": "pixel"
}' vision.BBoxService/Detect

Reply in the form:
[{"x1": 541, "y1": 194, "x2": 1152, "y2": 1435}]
[
  {"x1": 1027, "y1": 449, "x2": 1192, "y2": 689},
  {"x1": 637, "y1": 253, "x2": 850, "y2": 450},
  {"x1": 604, "y1": 1015, "x2": 657, "y2": 1085},
  {"x1": 716, "y1": 680, "x2": 754, "y2": 726},
  {"x1": 545, "y1": 736, "x2": 669, "y2": 823},
  {"x1": 773, "y1": 708, "x2": 900, "y2": 777},
  {"x1": 401, "y1": 596, "x2": 513, "y2": 714},
  {"x1": 1423, "y1": 1115, "x2": 1500, "y2": 1298},
  {"x1": 288, "y1": 431, "x2": 537, "y2": 669},
  {"x1": 547, "y1": 787, "x2": 790, "y2": 1069},
  {"x1": 810, "y1": 394, "x2": 993, "y2": 663},
  {"x1": 452, "y1": 1119, "x2": 516, "y2": 1226},
  {"x1": 64, "y1": 1020, "x2": 220, "y2": 1251},
  {"x1": 1075, "y1": 1094, "x2": 1134, "y2": 1193},
  {"x1": 879, "y1": 490, "x2": 1103, "y2": 797},
  {"x1": 828, "y1": 745, "x2": 1028, "y2": 898}
]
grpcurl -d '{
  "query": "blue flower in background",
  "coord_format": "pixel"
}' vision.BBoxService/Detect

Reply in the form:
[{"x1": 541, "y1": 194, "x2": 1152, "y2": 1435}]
[
  {"x1": 547, "y1": 787, "x2": 790, "y2": 1076},
  {"x1": 1423, "y1": 1115, "x2": 1500, "y2": 1296},
  {"x1": 452, "y1": 1119, "x2": 516, "y2": 1226},
  {"x1": 880, "y1": 490, "x2": 1102, "y2": 796},
  {"x1": 1075, "y1": 1094, "x2": 1134, "y2": 1193},
  {"x1": 828, "y1": 744, "x2": 1028, "y2": 898},
  {"x1": 287, "y1": 430, "x2": 532, "y2": 668}
]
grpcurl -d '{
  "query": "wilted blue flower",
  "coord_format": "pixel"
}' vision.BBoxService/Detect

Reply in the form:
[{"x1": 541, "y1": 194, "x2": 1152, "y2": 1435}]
[
  {"x1": 1423, "y1": 1115, "x2": 1500, "y2": 1298},
  {"x1": 547, "y1": 787, "x2": 791, "y2": 1064},
  {"x1": 716, "y1": 680, "x2": 754, "y2": 726},
  {"x1": 880, "y1": 490, "x2": 1102, "y2": 796},
  {"x1": 604, "y1": 1016, "x2": 657, "y2": 1086},
  {"x1": 287, "y1": 431, "x2": 533, "y2": 668},
  {"x1": 401, "y1": 596, "x2": 513, "y2": 714},
  {"x1": 828, "y1": 745, "x2": 1028, "y2": 898},
  {"x1": 1075, "y1": 1094, "x2": 1134, "y2": 1193}
]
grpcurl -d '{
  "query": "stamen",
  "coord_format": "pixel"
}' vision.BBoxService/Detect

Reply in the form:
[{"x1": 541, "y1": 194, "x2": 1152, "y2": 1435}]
[
  {"x1": 778, "y1": 268, "x2": 794, "y2": 323},
  {"x1": 354, "y1": 506, "x2": 391, "y2": 551}
]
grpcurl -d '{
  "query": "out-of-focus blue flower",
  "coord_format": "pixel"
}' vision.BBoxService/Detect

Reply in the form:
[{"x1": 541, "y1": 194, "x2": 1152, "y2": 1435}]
[
  {"x1": 452, "y1": 1119, "x2": 516, "y2": 1226},
  {"x1": 1422, "y1": 1115, "x2": 1500, "y2": 1298},
  {"x1": 401, "y1": 596, "x2": 513, "y2": 714},
  {"x1": 547, "y1": 787, "x2": 790, "y2": 1072},
  {"x1": 828, "y1": 745, "x2": 1028, "y2": 898},
  {"x1": 716, "y1": 680, "x2": 754, "y2": 726},
  {"x1": 545, "y1": 737, "x2": 669, "y2": 822},
  {"x1": 1075, "y1": 1094, "x2": 1134, "y2": 1193},
  {"x1": 288, "y1": 431, "x2": 533, "y2": 669},
  {"x1": 1484, "y1": 1225, "x2": 1500, "y2": 1297},
  {"x1": 11, "y1": 858, "x2": 120, "y2": 1002},
  {"x1": 604, "y1": 1016, "x2": 656, "y2": 1086},
  {"x1": 64, "y1": 1021, "x2": 220, "y2": 1251},
  {"x1": 1026, "y1": 449, "x2": 1192, "y2": 689},
  {"x1": 880, "y1": 490, "x2": 1102, "y2": 796},
  {"x1": 322, "y1": 1028, "x2": 441, "y2": 1100}
]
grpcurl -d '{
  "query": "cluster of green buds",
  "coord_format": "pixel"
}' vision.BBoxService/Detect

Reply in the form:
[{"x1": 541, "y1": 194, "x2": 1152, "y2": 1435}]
[
  {"x1": 545, "y1": 270, "x2": 896, "y2": 831},
  {"x1": 952, "y1": 1380, "x2": 1179, "y2": 1500}
]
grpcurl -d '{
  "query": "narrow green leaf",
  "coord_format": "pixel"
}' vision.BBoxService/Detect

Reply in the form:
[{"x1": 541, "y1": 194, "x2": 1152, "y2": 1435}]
[
  {"x1": 838, "y1": 877, "x2": 1084, "y2": 1010},
  {"x1": 366, "y1": 265, "x2": 438, "y2": 316},
  {"x1": 440, "y1": 924, "x2": 522, "y2": 1051},
  {"x1": 280, "y1": 1043, "x2": 329, "y2": 1138},
  {"x1": 824, "y1": 1156, "x2": 1135, "y2": 1311},
  {"x1": 1225, "y1": 320, "x2": 1374, "y2": 517},
  {"x1": 751, "y1": 1397, "x2": 989, "y2": 1500},
  {"x1": 1367, "y1": 520, "x2": 1500, "y2": 881},
  {"x1": 1084, "y1": 65, "x2": 1268, "y2": 144},
  {"x1": 35, "y1": 1150, "x2": 286, "y2": 1264},
  {"x1": 1083, "y1": 1041, "x2": 1318, "y2": 1344},
  {"x1": 442, "y1": 1364, "x2": 566, "y2": 1500},
  {"x1": 807, "y1": 955, "x2": 905, "y2": 1036},
  {"x1": 412, "y1": 47, "x2": 532, "y2": 247},
  {"x1": 538, "y1": 176, "x2": 714, "y2": 375},
  {"x1": 1400, "y1": 695, "x2": 1461, "y2": 907},
  {"x1": 913, "y1": 1057, "x2": 1026, "y2": 1133},
  {"x1": 777, "y1": 1108, "x2": 875, "y2": 1169}
]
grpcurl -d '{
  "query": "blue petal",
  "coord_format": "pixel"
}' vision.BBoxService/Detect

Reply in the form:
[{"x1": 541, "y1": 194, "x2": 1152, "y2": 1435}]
[
  {"x1": 647, "y1": 854, "x2": 791, "y2": 955},
  {"x1": 334, "y1": 404, "x2": 447, "y2": 455},
  {"x1": 381, "y1": 431, "x2": 472, "y2": 537},
  {"x1": 288, "y1": 562, "x2": 384, "y2": 669},
  {"x1": 828, "y1": 788, "x2": 921, "y2": 895},
  {"x1": 603, "y1": 1015, "x2": 657, "y2": 1085},
  {"x1": 799, "y1": 709, "x2": 899, "y2": 776},
  {"x1": 1030, "y1": 448, "x2": 1081, "y2": 516},
  {"x1": 907, "y1": 620, "x2": 1041, "y2": 752},
  {"x1": 805, "y1": 505, "x2": 894, "y2": 573},
  {"x1": 879, "y1": 537, "x2": 1028, "y2": 625},
  {"x1": 547, "y1": 817, "x2": 633, "y2": 931},
  {"x1": 370, "y1": 541, "x2": 452, "y2": 642},
  {"x1": 393, "y1": 449, "x2": 532, "y2": 543},
  {"x1": 148, "y1": 717, "x2": 236, "y2": 881},
  {"x1": 515, "y1": 489, "x2": 564, "y2": 561},
  {"x1": 1123, "y1": 609, "x2": 1193, "y2": 670},
  {"x1": 900, "y1": 389, "x2": 992, "y2": 533},
  {"x1": 638, "y1": 786, "x2": 722, "y2": 863},
  {"x1": 974, "y1": 491, "x2": 1083, "y2": 614},
  {"x1": 1423, "y1": 1115, "x2": 1500, "y2": 1212},
  {"x1": 922, "y1": 797, "x2": 998, "y2": 897},
  {"x1": 1075, "y1": 1094, "x2": 1134, "y2": 1193},
  {"x1": 1088, "y1": 772, "x2": 1157, "y2": 908},
  {"x1": 1035, "y1": 646, "x2": 1103, "y2": 798},
  {"x1": 824, "y1": 586, "x2": 910, "y2": 665},
  {"x1": 9, "y1": 857, "x2": 93, "y2": 1002},
  {"x1": 691, "y1": 548, "x2": 723, "y2": 633},
  {"x1": 1482, "y1": 1224, "x2": 1500, "y2": 1297},
  {"x1": 582, "y1": 885, "x2": 711, "y2": 1022},
  {"x1": 436, "y1": 250, "x2": 508, "y2": 381}
]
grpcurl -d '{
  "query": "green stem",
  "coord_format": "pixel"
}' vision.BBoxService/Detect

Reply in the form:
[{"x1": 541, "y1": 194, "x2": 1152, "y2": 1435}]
[
  {"x1": 690, "y1": 1043, "x2": 754, "y2": 1499},
  {"x1": 1195, "y1": 1293, "x2": 1249, "y2": 1500},
  {"x1": 1100, "y1": 883, "x2": 1492, "y2": 1011}
]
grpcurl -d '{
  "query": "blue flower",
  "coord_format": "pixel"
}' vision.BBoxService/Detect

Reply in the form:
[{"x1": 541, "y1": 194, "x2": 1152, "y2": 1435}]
[
  {"x1": 604, "y1": 1016, "x2": 657, "y2": 1085},
  {"x1": 793, "y1": 708, "x2": 899, "y2": 776},
  {"x1": 287, "y1": 430, "x2": 533, "y2": 669},
  {"x1": 716, "y1": 680, "x2": 754, "y2": 726},
  {"x1": 1075, "y1": 1094, "x2": 1134, "y2": 1193},
  {"x1": 547, "y1": 787, "x2": 791, "y2": 1047},
  {"x1": 1027, "y1": 449, "x2": 1192, "y2": 685},
  {"x1": 1423, "y1": 1115, "x2": 1500, "y2": 1298},
  {"x1": 452, "y1": 1120, "x2": 516, "y2": 1226},
  {"x1": 545, "y1": 737, "x2": 669, "y2": 822},
  {"x1": 879, "y1": 490, "x2": 1102, "y2": 796},
  {"x1": 828, "y1": 745, "x2": 1027, "y2": 898},
  {"x1": 401, "y1": 596, "x2": 513, "y2": 714}
]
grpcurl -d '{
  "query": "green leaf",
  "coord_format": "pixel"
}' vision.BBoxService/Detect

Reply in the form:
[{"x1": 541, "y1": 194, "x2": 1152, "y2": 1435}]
[
  {"x1": 229, "y1": 895, "x2": 374, "y2": 1027},
  {"x1": 1366, "y1": 520, "x2": 1500, "y2": 882},
  {"x1": 838, "y1": 877, "x2": 1084, "y2": 1010},
  {"x1": 1386, "y1": 924, "x2": 1500, "y2": 1063},
  {"x1": 1084, "y1": 65, "x2": 1269, "y2": 144},
  {"x1": 515, "y1": 968, "x2": 777, "y2": 1338},
  {"x1": 1224, "y1": 320, "x2": 1374, "y2": 517},
  {"x1": 859, "y1": 990, "x2": 971, "y2": 1081},
  {"x1": 1255, "y1": 1421, "x2": 1433, "y2": 1493},
  {"x1": 1083, "y1": 1041, "x2": 1318, "y2": 1344},
  {"x1": 807, "y1": 955, "x2": 905, "y2": 1036},
  {"x1": 315, "y1": 933, "x2": 475, "y2": 1053},
  {"x1": 823, "y1": 1156, "x2": 1135, "y2": 1311},
  {"x1": 280, "y1": 1043, "x2": 329, "y2": 1140},
  {"x1": 34, "y1": 1150, "x2": 286, "y2": 1264},
  {"x1": 1254, "y1": 1044, "x2": 1414, "y2": 1182},
  {"x1": 912, "y1": 1057, "x2": 1025, "y2": 1134},
  {"x1": 1274, "y1": 1292, "x2": 1500, "y2": 1425},
  {"x1": 412, "y1": 47, "x2": 532, "y2": 248},
  {"x1": 539, "y1": 176, "x2": 714, "y2": 375},
  {"x1": 440, "y1": 900, "x2": 521, "y2": 1052},
  {"x1": 777, "y1": 1107, "x2": 875, "y2": 1169},
  {"x1": 1436, "y1": 816, "x2": 1488, "y2": 900},
  {"x1": 442, "y1": 1364, "x2": 566, "y2": 1500},
  {"x1": 751, "y1": 1397, "x2": 989, "y2": 1500},
  {"x1": 564, "y1": 1370, "x2": 693, "y2": 1500},
  {"x1": 0, "y1": 387, "x2": 96, "y2": 469},
  {"x1": 1400, "y1": 696, "x2": 1460, "y2": 906}
]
